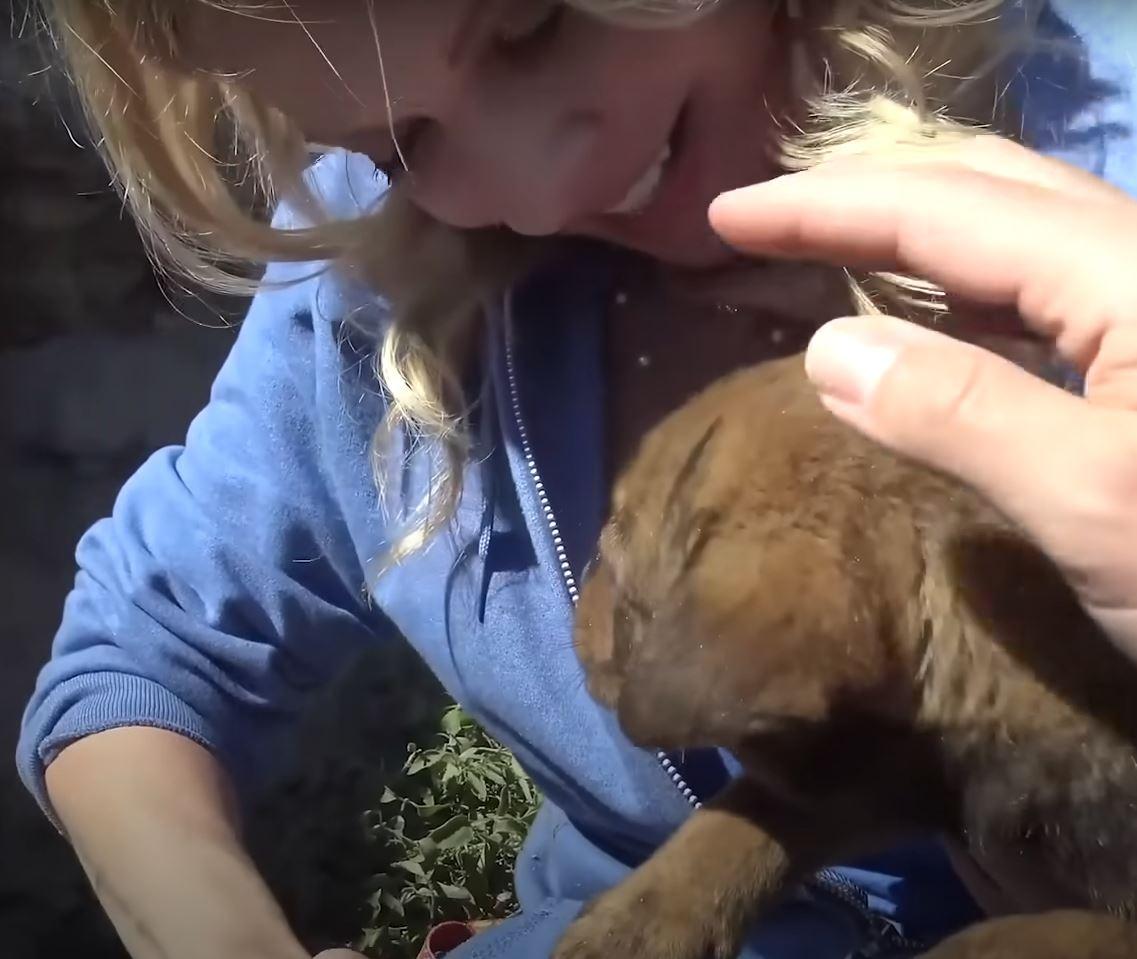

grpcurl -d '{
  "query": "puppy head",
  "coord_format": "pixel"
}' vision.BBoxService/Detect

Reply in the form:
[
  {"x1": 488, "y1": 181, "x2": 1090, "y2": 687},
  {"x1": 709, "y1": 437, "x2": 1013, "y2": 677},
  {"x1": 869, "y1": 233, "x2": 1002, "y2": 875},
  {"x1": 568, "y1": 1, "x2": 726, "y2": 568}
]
[{"x1": 575, "y1": 355, "x2": 929, "y2": 753}]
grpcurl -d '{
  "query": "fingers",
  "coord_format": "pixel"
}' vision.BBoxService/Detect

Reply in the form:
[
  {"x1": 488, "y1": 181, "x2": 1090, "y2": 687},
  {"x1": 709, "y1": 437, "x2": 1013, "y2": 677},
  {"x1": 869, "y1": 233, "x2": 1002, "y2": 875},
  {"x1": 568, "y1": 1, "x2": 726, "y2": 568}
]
[
  {"x1": 804, "y1": 316, "x2": 1137, "y2": 611},
  {"x1": 708, "y1": 153, "x2": 1137, "y2": 376}
]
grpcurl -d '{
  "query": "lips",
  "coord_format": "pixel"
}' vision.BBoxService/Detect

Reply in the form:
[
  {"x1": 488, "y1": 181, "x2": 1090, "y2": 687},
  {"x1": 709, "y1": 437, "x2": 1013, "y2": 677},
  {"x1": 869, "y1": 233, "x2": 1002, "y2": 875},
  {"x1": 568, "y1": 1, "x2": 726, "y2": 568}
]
[
  {"x1": 605, "y1": 141, "x2": 672, "y2": 215},
  {"x1": 600, "y1": 100, "x2": 690, "y2": 225}
]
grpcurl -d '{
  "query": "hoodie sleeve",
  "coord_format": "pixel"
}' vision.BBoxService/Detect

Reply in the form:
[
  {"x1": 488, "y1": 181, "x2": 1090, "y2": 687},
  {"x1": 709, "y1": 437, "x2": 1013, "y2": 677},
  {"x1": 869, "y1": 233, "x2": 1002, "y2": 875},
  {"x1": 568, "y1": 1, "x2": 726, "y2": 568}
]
[
  {"x1": 16, "y1": 153, "x2": 395, "y2": 822},
  {"x1": 1024, "y1": 3, "x2": 1137, "y2": 196}
]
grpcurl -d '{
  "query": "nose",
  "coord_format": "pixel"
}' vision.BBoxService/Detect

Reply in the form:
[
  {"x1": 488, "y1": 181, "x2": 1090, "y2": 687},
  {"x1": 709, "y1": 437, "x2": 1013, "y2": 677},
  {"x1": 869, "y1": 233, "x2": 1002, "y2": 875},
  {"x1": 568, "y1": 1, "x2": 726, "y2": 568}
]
[{"x1": 407, "y1": 85, "x2": 603, "y2": 236}]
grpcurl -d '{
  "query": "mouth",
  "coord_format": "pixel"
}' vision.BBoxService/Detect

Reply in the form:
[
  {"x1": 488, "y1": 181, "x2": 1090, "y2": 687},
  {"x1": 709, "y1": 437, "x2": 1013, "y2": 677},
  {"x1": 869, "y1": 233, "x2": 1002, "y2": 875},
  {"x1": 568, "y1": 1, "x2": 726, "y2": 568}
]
[{"x1": 603, "y1": 102, "x2": 689, "y2": 218}]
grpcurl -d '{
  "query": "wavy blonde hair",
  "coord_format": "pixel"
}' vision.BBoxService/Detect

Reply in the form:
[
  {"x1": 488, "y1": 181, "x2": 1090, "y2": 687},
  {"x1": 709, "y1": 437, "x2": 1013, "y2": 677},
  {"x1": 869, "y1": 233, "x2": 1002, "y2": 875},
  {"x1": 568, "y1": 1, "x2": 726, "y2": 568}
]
[{"x1": 38, "y1": 0, "x2": 1039, "y2": 568}]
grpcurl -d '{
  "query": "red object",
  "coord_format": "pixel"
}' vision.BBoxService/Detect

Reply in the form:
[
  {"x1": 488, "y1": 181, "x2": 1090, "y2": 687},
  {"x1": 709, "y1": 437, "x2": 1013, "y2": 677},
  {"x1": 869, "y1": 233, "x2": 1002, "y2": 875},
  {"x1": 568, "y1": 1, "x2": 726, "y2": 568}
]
[{"x1": 416, "y1": 921, "x2": 477, "y2": 959}]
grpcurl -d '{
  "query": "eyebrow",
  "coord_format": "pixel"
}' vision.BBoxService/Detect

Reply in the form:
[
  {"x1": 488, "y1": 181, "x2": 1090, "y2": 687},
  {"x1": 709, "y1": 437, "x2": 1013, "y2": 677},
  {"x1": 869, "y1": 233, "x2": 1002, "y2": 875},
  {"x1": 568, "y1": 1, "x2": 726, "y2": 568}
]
[{"x1": 446, "y1": 0, "x2": 494, "y2": 67}]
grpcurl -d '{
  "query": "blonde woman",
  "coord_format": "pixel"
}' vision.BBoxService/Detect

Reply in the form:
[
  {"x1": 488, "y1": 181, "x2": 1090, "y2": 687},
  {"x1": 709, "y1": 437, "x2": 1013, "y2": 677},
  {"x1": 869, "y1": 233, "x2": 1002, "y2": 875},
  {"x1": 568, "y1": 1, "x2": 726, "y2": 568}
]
[{"x1": 17, "y1": 2, "x2": 1137, "y2": 959}]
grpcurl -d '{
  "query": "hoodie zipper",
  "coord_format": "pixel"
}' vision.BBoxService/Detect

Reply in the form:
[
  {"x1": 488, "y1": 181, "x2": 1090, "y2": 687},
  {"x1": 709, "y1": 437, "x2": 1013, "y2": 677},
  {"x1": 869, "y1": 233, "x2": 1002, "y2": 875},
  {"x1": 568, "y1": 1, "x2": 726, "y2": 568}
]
[{"x1": 501, "y1": 301, "x2": 922, "y2": 959}]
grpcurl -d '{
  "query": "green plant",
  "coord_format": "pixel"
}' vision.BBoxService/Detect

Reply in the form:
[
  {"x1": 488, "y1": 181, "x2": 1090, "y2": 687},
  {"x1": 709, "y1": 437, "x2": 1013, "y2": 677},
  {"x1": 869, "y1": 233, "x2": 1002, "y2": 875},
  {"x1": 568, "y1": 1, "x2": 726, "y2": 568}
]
[{"x1": 358, "y1": 706, "x2": 541, "y2": 958}]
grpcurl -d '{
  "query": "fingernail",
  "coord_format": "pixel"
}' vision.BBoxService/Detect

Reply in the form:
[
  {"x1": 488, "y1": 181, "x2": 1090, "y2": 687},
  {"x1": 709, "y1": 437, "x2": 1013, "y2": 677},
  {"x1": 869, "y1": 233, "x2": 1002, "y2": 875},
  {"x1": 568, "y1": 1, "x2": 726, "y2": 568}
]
[{"x1": 805, "y1": 319, "x2": 901, "y2": 405}]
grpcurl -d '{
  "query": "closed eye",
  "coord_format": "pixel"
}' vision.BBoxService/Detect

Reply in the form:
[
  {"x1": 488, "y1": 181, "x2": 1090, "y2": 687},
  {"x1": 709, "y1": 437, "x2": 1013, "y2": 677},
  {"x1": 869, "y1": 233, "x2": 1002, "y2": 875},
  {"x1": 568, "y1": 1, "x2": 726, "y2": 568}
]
[
  {"x1": 623, "y1": 596, "x2": 654, "y2": 623},
  {"x1": 495, "y1": 0, "x2": 566, "y2": 57}
]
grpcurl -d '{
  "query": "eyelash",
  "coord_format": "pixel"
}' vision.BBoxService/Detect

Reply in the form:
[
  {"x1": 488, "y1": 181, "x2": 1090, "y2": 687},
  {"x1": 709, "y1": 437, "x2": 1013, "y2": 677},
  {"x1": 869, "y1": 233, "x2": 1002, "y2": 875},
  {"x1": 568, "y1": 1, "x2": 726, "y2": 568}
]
[
  {"x1": 495, "y1": 1, "x2": 567, "y2": 57},
  {"x1": 372, "y1": 4, "x2": 565, "y2": 180}
]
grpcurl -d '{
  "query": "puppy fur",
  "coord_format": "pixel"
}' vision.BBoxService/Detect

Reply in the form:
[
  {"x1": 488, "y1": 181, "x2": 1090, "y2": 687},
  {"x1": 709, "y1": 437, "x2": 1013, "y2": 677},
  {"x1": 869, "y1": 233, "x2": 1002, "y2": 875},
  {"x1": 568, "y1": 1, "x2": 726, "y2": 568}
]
[{"x1": 556, "y1": 353, "x2": 1137, "y2": 959}]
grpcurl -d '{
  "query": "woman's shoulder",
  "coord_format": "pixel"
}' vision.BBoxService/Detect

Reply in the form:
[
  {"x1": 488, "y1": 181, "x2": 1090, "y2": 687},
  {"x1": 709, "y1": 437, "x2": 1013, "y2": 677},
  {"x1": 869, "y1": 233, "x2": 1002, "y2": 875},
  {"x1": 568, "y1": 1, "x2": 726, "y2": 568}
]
[
  {"x1": 245, "y1": 150, "x2": 394, "y2": 365},
  {"x1": 1016, "y1": 3, "x2": 1137, "y2": 195},
  {"x1": 276, "y1": 148, "x2": 391, "y2": 228}
]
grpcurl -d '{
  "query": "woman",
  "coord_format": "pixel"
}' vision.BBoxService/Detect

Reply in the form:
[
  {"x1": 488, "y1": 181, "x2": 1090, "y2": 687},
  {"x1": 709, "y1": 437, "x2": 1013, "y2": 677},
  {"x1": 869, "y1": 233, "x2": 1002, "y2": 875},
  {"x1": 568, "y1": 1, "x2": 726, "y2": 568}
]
[{"x1": 17, "y1": 2, "x2": 1137, "y2": 958}]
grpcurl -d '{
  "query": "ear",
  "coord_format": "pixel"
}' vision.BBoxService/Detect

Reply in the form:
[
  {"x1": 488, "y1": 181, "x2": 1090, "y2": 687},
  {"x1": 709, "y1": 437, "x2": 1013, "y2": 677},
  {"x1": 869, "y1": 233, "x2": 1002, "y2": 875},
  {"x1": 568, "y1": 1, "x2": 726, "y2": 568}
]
[
  {"x1": 659, "y1": 417, "x2": 725, "y2": 566},
  {"x1": 661, "y1": 416, "x2": 722, "y2": 520}
]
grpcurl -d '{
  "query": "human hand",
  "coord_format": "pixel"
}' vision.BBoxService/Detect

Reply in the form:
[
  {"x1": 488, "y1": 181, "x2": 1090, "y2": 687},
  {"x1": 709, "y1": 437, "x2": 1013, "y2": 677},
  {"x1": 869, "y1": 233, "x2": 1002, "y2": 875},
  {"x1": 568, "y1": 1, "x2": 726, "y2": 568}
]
[
  {"x1": 708, "y1": 135, "x2": 1137, "y2": 661},
  {"x1": 313, "y1": 950, "x2": 368, "y2": 959}
]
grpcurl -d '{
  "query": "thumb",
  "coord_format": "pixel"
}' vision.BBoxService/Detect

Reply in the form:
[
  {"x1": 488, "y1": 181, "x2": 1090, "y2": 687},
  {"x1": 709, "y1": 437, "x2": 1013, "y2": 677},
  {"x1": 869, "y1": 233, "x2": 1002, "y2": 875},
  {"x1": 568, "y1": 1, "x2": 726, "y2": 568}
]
[
  {"x1": 803, "y1": 315, "x2": 1118, "y2": 551},
  {"x1": 313, "y1": 951, "x2": 369, "y2": 958}
]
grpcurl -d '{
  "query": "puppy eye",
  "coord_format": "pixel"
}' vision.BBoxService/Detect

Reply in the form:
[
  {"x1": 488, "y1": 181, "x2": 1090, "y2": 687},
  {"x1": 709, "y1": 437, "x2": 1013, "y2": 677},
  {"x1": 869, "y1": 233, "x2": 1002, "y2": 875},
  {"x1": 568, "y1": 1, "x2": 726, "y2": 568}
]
[
  {"x1": 582, "y1": 553, "x2": 600, "y2": 582},
  {"x1": 626, "y1": 598, "x2": 654, "y2": 623},
  {"x1": 496, "y1": 0, "x2": 566, "y2": 55}
]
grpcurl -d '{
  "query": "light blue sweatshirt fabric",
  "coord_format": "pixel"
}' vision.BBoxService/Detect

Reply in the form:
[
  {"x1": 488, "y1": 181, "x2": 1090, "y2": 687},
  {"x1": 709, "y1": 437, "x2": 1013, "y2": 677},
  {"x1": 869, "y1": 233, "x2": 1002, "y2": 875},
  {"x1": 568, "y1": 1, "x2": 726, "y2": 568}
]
[{"x1": 18, "y1": 5, "x2": 1137, "y2": 957}]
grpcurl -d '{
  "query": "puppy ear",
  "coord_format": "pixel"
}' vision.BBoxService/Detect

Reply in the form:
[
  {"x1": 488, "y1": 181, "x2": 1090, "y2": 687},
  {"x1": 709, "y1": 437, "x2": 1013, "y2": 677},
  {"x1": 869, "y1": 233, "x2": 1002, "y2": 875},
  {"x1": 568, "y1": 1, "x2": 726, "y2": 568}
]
[
  {"x1": 659, "y1": 416, "x2": 725, "y2": 569},
  {"x1": 662, "y1": 416, "x2": 722, "y2": 521}
]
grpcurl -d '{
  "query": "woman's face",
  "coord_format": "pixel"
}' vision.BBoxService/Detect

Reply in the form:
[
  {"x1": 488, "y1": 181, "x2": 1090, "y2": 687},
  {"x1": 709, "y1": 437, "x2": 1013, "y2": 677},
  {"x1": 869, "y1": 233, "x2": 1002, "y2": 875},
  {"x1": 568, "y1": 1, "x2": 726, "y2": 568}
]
[{"x1": 178, "y1": 0, "x2": 788, "y2": 268}]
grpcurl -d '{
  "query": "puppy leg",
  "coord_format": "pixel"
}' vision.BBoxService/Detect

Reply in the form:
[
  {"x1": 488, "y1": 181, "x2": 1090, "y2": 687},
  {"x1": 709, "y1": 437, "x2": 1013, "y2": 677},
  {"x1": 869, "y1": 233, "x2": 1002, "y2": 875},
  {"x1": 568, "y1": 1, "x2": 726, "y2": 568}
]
[
  {"x1": 918, "y1": 911, "x2": 1137, "y2": 959},
  {"x1": 552, "y1": 779, "x2": 855, "y2": 959}
]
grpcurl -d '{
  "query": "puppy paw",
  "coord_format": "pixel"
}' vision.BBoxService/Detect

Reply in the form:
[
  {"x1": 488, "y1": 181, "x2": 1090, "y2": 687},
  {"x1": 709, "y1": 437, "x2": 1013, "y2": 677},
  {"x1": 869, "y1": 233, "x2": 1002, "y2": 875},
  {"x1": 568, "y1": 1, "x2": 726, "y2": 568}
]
[{"x1": 554, "y1": 878, "x2": 726, "y2": 959}]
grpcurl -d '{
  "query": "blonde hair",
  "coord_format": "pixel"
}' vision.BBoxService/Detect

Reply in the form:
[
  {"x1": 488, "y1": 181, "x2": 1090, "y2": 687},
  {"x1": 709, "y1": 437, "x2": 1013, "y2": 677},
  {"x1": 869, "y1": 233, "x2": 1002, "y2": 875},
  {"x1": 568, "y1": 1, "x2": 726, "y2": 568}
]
[{"x1": 37, "y1": 0, "x2": 1040, "y2": 568}]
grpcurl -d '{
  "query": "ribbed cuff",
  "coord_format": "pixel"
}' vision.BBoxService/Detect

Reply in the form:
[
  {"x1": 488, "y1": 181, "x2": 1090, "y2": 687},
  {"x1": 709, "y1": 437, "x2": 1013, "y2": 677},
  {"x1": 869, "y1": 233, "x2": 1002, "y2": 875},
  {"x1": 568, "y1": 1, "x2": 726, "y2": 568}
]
[{"x1": 16, "y1": 672, "x2": 218, "y2": 832}]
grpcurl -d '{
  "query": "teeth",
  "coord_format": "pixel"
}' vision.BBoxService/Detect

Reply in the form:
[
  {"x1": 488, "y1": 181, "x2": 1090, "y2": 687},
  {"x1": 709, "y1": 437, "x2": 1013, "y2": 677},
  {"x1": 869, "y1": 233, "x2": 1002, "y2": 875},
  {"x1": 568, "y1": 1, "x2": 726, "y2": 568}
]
[{"x1": 607, "y1": 142, "x2": 671, "y2": 215}]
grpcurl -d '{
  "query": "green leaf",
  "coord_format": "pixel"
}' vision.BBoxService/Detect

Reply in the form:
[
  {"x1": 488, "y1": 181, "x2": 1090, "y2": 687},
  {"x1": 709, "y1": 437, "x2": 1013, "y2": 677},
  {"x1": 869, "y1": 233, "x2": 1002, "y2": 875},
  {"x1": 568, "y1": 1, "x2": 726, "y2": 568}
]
[
  {"x1": 437, "y1": 825, "x2": 475, "y2": 851},
  {"x1": 416, "y1": 803, "x2": 449, "y2": 819},
  {"x1": 492, "y1": 816, "x2": 528, "y2": 840},
  {"x1": 429, "y1": 815, "x2": 471, "y2": 846},
  {"x1": 441, "y1": 762, "x2": 461, "y2": 787},
  {"x1": 380, "y1": 786, "x2": 399, "y2": 804},
  {"x1": 406, "y1": 752, "x2": 445, "y2": 776},
  {"x1": 380, "y1": 891, "x2": 406, "y2": 918},
  {"x1": 393, "y1": 859, "x2": 427, "y2": 879},
  {"x1": 481, "y1": 767, "x2": 506, "y2": 787},
  {"x1": 468, "y1": 773, "x2": 488, "y2": 801},
  {"x1": 438, "y1": 883, "x2": 474, "y2": 902},
  {"x1": 440, "y1": 708, "x2": 465, "y2": 735}
]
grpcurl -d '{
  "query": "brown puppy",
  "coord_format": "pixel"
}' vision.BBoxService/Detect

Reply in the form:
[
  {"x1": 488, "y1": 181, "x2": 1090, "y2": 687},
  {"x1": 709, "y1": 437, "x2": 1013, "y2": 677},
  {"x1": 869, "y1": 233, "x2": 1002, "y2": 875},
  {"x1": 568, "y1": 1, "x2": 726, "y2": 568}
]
[{"x1": 556, "y1": 353, "x2": 1137, "y2": 959}]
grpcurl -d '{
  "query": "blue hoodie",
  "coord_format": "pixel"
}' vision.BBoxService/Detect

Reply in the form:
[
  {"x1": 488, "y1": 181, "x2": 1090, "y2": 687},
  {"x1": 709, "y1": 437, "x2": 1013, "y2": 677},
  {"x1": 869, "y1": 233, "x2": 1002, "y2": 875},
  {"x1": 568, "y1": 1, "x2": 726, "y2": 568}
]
[{"x1": 17, "y1": 5, "x2": 1137, "y2": 957}]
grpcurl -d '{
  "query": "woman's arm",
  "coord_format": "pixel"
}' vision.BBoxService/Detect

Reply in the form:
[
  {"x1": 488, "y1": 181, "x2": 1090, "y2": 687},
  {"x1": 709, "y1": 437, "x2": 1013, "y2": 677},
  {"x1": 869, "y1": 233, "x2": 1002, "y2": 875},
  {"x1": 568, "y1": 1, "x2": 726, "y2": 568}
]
[
  {"x1": 46, "y1": 727, "x2": 309, "y2": 959},
  {"x1": 18, "y1": 159, "x2": 395, "y2": 958}
]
